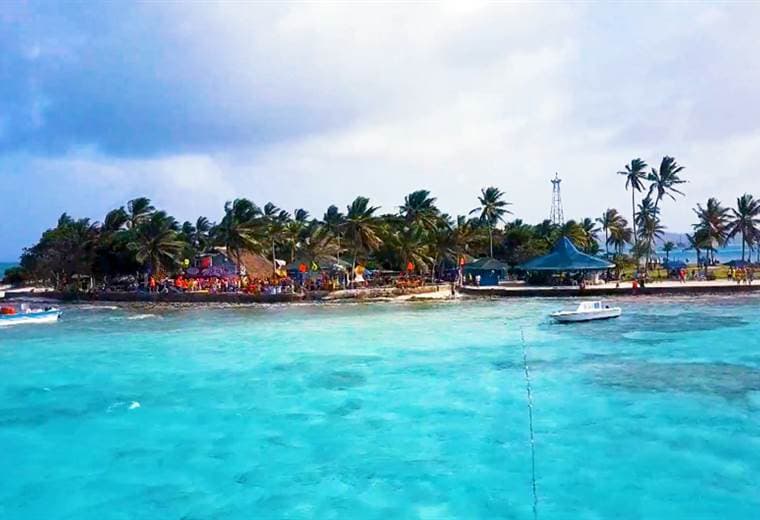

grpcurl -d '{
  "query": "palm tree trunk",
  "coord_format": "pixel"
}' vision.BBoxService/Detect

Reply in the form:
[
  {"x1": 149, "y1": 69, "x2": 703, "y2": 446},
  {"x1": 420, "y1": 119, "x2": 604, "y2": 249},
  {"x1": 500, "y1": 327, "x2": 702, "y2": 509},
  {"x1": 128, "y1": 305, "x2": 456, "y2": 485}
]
[
  {"x1": 742, "y1": 231, "x2": 746, "y2": 262},
  {"x1": 631, "y1": 191, "x2": 637, "y2": 247},
  {"x1": 646, "y1": 198, "x2": 661, "y2": 274},
  {"x1": 351, "y1": 249, "x2": 358, "y2": 288},
  {"x1": 271, "y1": 240, "x2": 277, "y2": 276},
  {"x1": 489, "y1": 225, "x2": 494, "y2": 258},
  {"x1": 604, "y1": 228, "x2": 609, "y2": 257}
]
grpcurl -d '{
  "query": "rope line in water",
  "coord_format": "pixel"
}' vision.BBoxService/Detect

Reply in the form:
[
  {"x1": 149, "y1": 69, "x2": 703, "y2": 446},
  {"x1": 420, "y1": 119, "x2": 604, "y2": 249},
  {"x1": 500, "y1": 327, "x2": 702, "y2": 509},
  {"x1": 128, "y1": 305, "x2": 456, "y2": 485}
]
[{"x1": 520, "y1": 327, "x2": 538, "y2": 520}]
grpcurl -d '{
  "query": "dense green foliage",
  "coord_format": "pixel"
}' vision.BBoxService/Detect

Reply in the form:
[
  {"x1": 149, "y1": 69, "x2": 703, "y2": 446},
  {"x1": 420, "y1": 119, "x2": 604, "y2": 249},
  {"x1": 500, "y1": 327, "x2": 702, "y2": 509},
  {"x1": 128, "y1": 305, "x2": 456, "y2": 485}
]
[
  {"x1": 10, "y1": 190, "x2": 609, "y2": 288},
  {"x1": 13, "y1": 154, "x2": 760, "y2": 288}
]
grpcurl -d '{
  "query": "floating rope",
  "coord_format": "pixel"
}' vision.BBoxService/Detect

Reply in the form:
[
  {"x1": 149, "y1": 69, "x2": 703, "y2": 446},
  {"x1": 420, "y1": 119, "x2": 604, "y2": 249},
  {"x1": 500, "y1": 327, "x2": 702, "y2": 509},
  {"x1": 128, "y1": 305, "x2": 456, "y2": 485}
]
[{"x1": 520, "y1": 327, "x2": 538, "y2": 520}]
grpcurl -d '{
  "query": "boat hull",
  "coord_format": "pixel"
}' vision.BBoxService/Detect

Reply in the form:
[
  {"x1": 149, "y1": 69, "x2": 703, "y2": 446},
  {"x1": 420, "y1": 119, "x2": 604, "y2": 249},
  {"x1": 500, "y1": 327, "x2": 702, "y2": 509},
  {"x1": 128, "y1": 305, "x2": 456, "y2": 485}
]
[
  {"x1": 551, "y1": 308, "x2": 621, "y2": 323},
  {"x1": 0, "y1": 310, "x2": 62, "y2": 326}
]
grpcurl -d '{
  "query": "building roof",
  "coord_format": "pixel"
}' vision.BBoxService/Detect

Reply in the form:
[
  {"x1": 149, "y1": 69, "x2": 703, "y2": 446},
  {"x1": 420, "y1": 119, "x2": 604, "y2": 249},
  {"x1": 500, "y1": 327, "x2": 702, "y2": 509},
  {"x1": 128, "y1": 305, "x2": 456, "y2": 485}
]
[
  {"x1": 463, "y1": 257, "x2": 510, "y2": 272},
  {"x1": 518, "y1": 237, "x2": 614, "y2": 271},
  {"x1": 238, "y1": 251, "x2": 274, "y2": 278}
]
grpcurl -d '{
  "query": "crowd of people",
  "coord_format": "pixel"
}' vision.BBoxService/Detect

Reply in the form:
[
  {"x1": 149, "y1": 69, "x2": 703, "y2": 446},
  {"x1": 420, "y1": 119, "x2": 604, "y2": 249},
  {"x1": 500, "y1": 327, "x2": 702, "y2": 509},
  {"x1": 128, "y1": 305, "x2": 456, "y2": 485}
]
[
  {"x1": 146, "y1": 274, "x2": 297, "y2": 295},
  {"x1": 728, "y1": 266, "x2": 755, "y2": 285},
  {"x1": 140, "y1": 269, "x2": 428, "y2": 296}
]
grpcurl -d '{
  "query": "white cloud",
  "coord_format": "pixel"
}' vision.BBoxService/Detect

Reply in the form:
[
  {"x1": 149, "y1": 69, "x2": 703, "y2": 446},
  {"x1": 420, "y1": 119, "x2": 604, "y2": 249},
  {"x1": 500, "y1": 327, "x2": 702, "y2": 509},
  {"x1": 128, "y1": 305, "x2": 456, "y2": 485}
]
[{"x1": 5, "y1": 2, "x2": 760, "y2": 258}]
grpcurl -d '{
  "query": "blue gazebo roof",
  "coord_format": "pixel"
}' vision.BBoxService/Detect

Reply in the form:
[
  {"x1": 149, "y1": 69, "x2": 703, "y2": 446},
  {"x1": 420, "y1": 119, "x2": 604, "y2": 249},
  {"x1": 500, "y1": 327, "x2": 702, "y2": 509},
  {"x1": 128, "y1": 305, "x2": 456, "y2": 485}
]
[{"x1": 518, "y1": 237, "x2": 614, "y2": 272}]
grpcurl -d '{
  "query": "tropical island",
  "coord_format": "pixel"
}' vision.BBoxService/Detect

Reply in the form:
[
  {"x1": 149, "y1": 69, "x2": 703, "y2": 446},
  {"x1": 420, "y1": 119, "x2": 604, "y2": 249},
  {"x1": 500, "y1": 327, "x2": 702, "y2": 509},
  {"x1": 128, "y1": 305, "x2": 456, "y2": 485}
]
[{"x1": 3, "y1": 155, "x2": 760, "y2": 302}]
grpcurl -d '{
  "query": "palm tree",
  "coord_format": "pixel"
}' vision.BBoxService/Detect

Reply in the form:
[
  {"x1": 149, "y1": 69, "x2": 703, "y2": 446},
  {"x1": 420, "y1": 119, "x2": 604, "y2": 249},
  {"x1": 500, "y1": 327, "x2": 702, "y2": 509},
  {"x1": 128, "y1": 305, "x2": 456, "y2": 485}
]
[
  {"x1": 343, "y1": 196, "x2": 383, "y2": 279},
  {"x1": 299, "y1": 224, "x2": 340, "y2": 262},
  {"x1": 635, "y1": 196, "x2": 660, "y2": 267},
  {"x1": 323, "y1": 205, "x2": 346, "y2": 262},
  {"x1": 470, "y1": 187, "x2": 512, "y2": 258},
  {"x1": 684, "y1": 233, "x2": 699, "y2": 266},
  {"x1": 693, "y1": 197, "x2": 730, "y2": 266},
  {"x1": 662, "y1": 241, "x2": 676, "y2": 263},
  {"x1": 580, "y1": 217, "x2": 601, "y2": 253},
  {"x1": 608, "y1": 223, "x2": 633, "y2": 256},
  {"x1": 126, "y1": 197, "x2": 155, "y2": 229},
  {"x1": 261, "y1": 202, "x2": 288, "y2": 272},
  {"x1": 192, "y1": 216, "x2": 212, "y2": 253},
  {"x1": 597, "y1": 209, "x2": 627, "y2": 257},
  {"x1": 130, "y1": 211, "x2": 186, "y2": 276},
  {"x1": 728, "y1": 193, "x2": 760, "y2": 261},
  {"x1": 283, "y1": 209, "x2": 310, "y2": 262},
  {"x1": 534, "y1": 219, "x2": 558, "y2": 248},
  {"x1": 450, "y1": 215, "x2": 477, "y2": 261},
  {"x1": 393, "y1": 226, "x2": 434, "y2": 274},
  {"x1": 103, "y1": 207, "x2": 129, "y2": 233},
  {"x1": 428, "y1": 216, "x2": 457, "y2": 281},
  {"x1": 648, "y1": 156, "x2": 686, "y2": 213},
  {"x1": 400, "y1": 190, "x2": 439, "y2": 231},
  {"x1": 638, "y1": 216, "x2": 666, "y2": 268},
  {"x1": 213, "y1": 199, "x2": 264, "y2": 269},
  {"x1": 618, "y1": 158, "x2": 648, "y2": 241},
  {"x1": 636, "y1": 196, "x2": 664, "y2": 270},
  {"x1": 559, "y1": 220, "x2": 589, "y2": 250}
]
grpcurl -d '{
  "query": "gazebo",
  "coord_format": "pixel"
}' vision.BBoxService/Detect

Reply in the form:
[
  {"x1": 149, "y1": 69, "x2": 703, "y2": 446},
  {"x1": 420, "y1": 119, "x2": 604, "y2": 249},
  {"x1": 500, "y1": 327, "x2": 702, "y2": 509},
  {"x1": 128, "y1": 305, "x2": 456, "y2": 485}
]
[
  {"x1": 518, "y1": 237, "x2": 613, "y2": 282},
  {"x1": 463, "y1": 257, "x2": 510, "y2": 286}
]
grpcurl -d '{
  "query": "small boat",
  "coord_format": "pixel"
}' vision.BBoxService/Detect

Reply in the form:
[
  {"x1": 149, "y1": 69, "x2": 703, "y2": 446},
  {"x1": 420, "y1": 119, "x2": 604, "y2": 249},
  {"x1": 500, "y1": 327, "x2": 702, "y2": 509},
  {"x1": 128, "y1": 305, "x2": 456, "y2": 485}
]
[
  {"x1": 550, "y1": 300, "x2": 621, "y2": 323},
  {"x1": 0, "y1": 304, "x2": 62, "y2": 326}
]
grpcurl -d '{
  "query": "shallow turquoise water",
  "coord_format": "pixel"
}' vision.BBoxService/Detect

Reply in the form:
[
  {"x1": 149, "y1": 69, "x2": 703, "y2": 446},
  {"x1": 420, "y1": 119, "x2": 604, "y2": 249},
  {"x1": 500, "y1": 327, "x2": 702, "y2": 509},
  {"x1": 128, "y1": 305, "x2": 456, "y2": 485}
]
[{"x1": 1, "y1": 297, "x2": 759, "y2": 519}]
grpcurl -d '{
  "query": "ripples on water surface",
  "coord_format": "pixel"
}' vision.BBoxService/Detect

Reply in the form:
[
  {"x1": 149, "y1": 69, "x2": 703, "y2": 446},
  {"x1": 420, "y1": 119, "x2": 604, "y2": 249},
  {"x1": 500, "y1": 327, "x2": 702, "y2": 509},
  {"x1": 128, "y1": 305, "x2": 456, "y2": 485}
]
[{"x1": 1, "y1": 296, "x2": 760, "y2": 518}]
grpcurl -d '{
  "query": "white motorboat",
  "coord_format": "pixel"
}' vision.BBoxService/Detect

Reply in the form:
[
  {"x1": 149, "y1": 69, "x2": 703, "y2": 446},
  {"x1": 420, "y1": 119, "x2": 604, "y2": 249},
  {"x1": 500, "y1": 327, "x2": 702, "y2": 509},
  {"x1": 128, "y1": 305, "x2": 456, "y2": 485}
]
[
  {"x1": 0, "y1": 304, "x2": 62, "y2": 326},
  {"x1": 550, "y1": 300, "x2": 621, "y2": 323}
]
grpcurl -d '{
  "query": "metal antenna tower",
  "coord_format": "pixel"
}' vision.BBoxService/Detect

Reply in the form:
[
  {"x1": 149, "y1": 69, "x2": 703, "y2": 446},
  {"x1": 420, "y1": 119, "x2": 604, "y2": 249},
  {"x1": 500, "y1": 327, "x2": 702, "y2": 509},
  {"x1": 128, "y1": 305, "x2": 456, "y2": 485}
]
[{"x1": 549, "y1": 173, "x2": 564, "y2": 226}]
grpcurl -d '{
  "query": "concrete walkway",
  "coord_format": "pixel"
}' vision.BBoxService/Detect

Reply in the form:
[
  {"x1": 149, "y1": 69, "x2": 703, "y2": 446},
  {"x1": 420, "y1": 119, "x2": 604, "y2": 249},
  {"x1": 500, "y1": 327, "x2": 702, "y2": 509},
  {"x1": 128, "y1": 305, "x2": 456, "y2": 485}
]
[{"x1": 459, "y1": 279, "x2": 760, "y2": 297}]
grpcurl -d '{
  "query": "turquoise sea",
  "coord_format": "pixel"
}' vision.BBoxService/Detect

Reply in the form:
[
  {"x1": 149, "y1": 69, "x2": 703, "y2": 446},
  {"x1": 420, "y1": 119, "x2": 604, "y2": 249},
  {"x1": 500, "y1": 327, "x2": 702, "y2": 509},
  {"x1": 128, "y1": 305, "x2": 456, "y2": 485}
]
[
  {"x1": 659, "y1": 245, "x2": 749, "y2": 264},
  {"x1": 1, "y1": 298, "x2": 759, "y2": 518}
]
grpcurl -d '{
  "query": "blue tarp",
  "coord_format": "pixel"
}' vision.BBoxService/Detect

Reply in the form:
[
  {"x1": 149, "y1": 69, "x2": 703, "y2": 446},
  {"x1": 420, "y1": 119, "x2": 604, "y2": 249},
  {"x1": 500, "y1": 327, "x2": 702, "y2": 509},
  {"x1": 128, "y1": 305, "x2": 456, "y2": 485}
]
[
  {"x1": 463, "y1": 257, "x2": 510, "y2": 272},
  {"x1": 663, "y1": 260, "x2": 687, "y2": 270},
  {"x1": 463, "y1": 257, "x2": 509, "y2": 286},
  {"x1": 518, "y1": 237, "x2": 614, "y2": 272}
]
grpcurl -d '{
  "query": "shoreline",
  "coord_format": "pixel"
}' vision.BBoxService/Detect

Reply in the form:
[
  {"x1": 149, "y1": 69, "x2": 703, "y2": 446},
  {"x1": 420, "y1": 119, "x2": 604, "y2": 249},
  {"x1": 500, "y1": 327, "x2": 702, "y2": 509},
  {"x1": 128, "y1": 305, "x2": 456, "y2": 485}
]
[
  {"x1": 1, "y1": 284, "x2": 452, "y2": 305},
  {"x1": 5, "y1": 279, "x2": 760, "y2": 304},
  {"x1": 459, "y1": 279, "x2": 760, "y2": 297}
]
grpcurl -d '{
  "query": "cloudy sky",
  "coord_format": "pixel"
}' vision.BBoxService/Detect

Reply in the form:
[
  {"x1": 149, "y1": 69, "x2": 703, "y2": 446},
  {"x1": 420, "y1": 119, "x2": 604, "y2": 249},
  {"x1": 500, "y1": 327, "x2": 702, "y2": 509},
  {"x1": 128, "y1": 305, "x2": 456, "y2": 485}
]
[{"x1": 2, "y1": 1, "x2": 760, "y2": 259}]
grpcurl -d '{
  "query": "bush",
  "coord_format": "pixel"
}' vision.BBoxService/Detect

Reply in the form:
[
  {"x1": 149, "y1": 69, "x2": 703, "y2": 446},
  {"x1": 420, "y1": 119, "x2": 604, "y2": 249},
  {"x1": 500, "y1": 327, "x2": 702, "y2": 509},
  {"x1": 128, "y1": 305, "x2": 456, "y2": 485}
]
[{"x1": 2, "y1": 266, "x2": 28, "y2": 285}]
